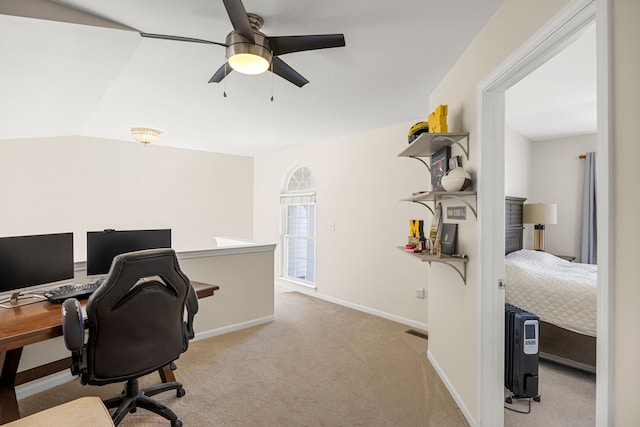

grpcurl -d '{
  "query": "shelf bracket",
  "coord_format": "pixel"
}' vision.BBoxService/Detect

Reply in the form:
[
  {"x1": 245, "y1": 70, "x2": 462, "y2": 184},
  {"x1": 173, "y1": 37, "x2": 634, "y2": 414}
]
[
  {"x1": 427, "y1": 260, "x2": 467, "y2": 284},
  {"x1": 437, "y1": 135, "x2": 470, "y2": 160},
  {"x1": 412, "y1": 201, "x2": 434, "y2": 215},
  {"x1": 436, "y1": 194, "x2": 477, "y2": 219},
  {"x1": 409, "y1": 156, "x2": 430, "y2": 172}
]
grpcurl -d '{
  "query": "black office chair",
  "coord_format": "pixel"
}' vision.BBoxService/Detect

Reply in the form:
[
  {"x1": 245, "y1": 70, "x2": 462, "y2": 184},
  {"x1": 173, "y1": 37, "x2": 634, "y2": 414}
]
[{"x1": 62, "y1": 248, "x2": 198, "y2": 427}]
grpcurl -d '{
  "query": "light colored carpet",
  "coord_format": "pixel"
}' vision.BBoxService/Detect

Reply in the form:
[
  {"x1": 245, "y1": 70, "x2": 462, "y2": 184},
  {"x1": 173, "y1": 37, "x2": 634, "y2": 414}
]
[
  {"x1": 18, "y1": 291, "x2": 467, "y2": 426},
  {"x1": 18, "y1": 290, "x2": 595, "y2": 426},
  {"x1": 504, "y1": 359, "x2": 596, "y2": 427}
]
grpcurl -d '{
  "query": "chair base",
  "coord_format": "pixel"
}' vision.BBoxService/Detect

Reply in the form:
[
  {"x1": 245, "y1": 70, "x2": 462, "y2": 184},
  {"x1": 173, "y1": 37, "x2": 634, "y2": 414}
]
[{"x1": 104, "y1": 378, "x2": 185, "y2": 427}]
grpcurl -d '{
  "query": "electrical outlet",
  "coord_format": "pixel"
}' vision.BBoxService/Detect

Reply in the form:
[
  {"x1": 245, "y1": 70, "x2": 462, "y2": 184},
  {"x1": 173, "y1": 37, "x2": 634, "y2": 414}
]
[{"x1": 416, "y1": 288, "x2": 425, "y2": 299}]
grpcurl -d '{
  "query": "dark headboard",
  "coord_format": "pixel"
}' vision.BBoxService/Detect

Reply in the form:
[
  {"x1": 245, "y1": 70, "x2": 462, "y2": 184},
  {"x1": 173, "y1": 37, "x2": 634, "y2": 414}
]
[{"x1": 505, "y1": 197, "x2": 526, "y2": 255}]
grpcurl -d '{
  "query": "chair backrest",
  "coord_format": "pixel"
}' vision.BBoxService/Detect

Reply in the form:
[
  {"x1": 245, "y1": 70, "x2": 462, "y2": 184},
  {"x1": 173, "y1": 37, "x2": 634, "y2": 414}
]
[{"x1": 84, "y1": 248, "x2": 198, "y2": 385}]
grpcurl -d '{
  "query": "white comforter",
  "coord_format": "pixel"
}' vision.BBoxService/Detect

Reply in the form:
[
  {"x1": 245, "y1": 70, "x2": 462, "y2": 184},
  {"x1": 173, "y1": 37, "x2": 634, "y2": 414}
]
[{"x1": 504, "y1": 249, "x2": 597, "y2": 337}]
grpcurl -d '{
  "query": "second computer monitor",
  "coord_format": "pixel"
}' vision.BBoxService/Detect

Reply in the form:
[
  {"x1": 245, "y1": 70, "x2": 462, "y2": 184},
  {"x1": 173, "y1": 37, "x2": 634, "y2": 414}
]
[{"x1": 86, "y1": 229, "x2": 172, "y2": 276}]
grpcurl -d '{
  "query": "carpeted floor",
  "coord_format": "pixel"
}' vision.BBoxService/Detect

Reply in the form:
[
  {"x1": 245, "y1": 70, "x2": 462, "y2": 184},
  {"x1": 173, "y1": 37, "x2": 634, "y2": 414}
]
[
  {"x1": 504, "y1": 359, "x2": 596, "y2": 427},
  {"x1": 17, "y1": 290, "x2": 596, "y2": 426},
  {"x1": 18, "y1": 291, "x2": 467, "y2": 426}
]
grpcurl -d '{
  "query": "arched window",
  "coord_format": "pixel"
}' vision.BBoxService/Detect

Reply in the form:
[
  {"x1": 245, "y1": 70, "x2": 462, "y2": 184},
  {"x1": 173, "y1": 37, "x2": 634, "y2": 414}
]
[{"x1": 280, "y1": 167, "x2": 316, "y2": 284}]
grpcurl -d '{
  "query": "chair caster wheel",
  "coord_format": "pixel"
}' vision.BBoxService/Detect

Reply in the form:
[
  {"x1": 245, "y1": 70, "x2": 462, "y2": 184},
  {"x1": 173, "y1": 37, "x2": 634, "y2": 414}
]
[
  {"x1": 177, "y1": 388, "x2": 186, "y2": 398},
  {"x1": 171, "y1": 419, "x2": 183, "y2": 427},
  {"x1": 534, "y1": 396, "x2": 541, "y2": 402}
]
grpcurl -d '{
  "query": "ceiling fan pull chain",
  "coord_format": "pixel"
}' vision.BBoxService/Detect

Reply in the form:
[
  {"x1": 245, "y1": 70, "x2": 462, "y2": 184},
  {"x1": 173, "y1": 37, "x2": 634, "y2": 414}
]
[
  {"x1": 223, "y1": 63, "x2": 228, "y2": 98},
  {"x1": 270, "y1": 56, "x2": 274, "y2": 102}
]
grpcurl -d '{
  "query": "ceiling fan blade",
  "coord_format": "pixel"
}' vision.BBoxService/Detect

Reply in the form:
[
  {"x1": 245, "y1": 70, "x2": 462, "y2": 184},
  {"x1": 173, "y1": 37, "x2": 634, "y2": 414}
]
[
  {"x1": 208, "y1": 63, "x2": 233, "y2": 83},
  {"x1": 222, "y1": 0, "x2": 254, "y2": 42},
  {"x1": 271, "y1": 57, "x2": 309, "y2": 88},
  {"x1": 140, "y1": 32, "x2": 227, "y2": 47},
  {"x1": 268, "y1": 34, "x2": 346, "y2": 56}
]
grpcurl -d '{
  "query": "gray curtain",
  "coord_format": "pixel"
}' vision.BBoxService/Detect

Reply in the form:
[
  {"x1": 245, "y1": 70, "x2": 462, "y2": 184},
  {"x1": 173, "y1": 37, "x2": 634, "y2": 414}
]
[{"x1": 580, "y1": 152, "x2": 597, "y2": 264}]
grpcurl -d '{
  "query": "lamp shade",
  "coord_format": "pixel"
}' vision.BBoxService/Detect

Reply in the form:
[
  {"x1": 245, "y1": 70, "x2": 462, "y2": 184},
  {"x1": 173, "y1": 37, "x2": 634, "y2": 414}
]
[{"x1": 523, "y1": 203, "x2": 557, "y2": 225}]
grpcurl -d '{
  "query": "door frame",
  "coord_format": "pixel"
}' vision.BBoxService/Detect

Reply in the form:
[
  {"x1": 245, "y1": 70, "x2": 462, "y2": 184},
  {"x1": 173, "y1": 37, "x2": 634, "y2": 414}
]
[{"x1": 476, "y1": 0, "x2": 612, "y2": 425}]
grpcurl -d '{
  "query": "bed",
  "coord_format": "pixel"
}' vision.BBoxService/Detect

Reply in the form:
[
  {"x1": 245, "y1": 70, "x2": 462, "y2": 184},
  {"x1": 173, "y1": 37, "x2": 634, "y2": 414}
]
[{"x1": 504, "y1": 197, "x2": 597, "y2": 372}]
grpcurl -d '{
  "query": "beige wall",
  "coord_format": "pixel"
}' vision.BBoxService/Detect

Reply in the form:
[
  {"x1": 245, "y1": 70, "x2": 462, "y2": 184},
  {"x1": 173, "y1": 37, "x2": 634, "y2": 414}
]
[
  {"x1": 427, "y1": 0, "x2": 572, "y2": 421},
  {"x1": 430, "y1": 0, "x2": 640, "y2": 423},
  {"x1": 529, "y1": 133, "x2": 596, "y2": 257},
  {"x1": 0, "y1": 136, "x2": 254, "y2": 255},
  {"x1": 254, "y1": 122, "x2": 430, "y2": 329},
  {"x1": 506, "y1": 131, "x2": 597, "y2": 257},
  {"x1": 0, "y1": 135, "x2": 257, "y2": 377},
  {"x1": 611, "y1": 0, "x2": 640, "y2": 423}
]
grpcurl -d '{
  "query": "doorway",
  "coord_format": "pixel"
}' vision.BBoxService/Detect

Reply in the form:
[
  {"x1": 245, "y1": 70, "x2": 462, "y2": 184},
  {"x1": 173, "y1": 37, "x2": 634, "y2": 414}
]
[{"x1": 476, "y1": 0, "x2": 612, "y2": 425}]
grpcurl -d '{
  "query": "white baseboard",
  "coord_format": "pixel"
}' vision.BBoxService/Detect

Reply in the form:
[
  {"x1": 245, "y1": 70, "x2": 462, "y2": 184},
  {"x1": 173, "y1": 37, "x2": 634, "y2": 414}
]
[
  {"x1": 193, "y1": 315, "x2": 276, "y2": 341},
  {"x1": 427, "y1": 350, "x2": 476, "y2": 427},
  {"x1": 14, "y1": 316, "x2": 276, "y2": 399},
  {"x1": 16, "y1": 371, "x2": 76, "y2": 400},
  {"x1": 278, "y1": 283, "x2": 428, "y2": 332}
]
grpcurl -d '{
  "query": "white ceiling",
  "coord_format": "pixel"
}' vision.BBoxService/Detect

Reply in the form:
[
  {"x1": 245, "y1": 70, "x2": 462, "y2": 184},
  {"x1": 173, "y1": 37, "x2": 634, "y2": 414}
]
[
  {"x1": 506, "y1": 23, "x2": 597, "y2": 141},
  {"x1": 1, "y1": 0, "x2": 505, "y2": 156},
  {"x1": 2, "y1": 1, "x2": 595, "y2": 155}
]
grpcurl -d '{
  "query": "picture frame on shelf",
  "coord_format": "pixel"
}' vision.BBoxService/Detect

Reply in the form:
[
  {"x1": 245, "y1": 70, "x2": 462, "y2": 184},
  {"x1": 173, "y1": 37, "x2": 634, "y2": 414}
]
[
  {"x1": 440, "y1": 223, "x2": 458, "y2": 255},
  {"x1": 430, "y1": 146, "x2": 451, "y2": 191}
]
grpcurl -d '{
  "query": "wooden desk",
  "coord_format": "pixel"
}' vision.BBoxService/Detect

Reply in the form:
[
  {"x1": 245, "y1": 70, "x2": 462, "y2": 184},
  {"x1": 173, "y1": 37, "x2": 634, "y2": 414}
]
[{"x1": 0, "y1": 282, "x2": 218, "y2": 424}]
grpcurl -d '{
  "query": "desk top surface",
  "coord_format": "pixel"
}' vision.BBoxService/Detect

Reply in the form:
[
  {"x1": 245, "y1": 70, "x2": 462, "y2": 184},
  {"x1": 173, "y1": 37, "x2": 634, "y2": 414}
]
[{"x1": 0, "y1": 281, "x2": 218, "y2": 353}]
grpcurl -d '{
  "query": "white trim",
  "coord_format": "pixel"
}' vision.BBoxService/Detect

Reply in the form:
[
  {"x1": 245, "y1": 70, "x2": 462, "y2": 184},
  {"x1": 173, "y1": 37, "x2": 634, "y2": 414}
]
[
  {"x1": 278, "y1": 276, "x2": 318, "y2": 291},
  {"x1": 15, "y1": 371, "x2": 76, "y2": 400},
  {"x1": 177, "y1": 244, "x2": 276, "y2": 259},
  {"x1": 594, "y1": 0, "x2": 614, "y2": 425},
  {"x1": 278, "y1": 284, "x2": 429, "y2": 332},
  {"x1": 192, "y1": 315, "x2": 276, "y2": 342},
  {"x1": 72, "y1": 243, "x2": 277, "y2": 269},
  {"x1": 476, "y1": 0, "x2": 611, "y2": 425},
  {"x1": 428, "y1": 350, "x2": 477, "y2": 427}
]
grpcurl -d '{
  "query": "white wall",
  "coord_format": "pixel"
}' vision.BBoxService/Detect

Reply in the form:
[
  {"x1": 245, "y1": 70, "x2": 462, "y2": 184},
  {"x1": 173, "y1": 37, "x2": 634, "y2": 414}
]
[
  {"x1": 427, "y1": 0, "x2": 572, "y2": 422},
  {"x1": 254, "y1": 121, "x2": 429, "y2": 329},
  {"x1": 505, "y1": 127, "x2": 532, "y2": 198},
  {"x1": 529, "y1": 133, "x2": 596, "y2": 257},
  {"x1": 505, "y1": 129, "x2": 597, "y2": 256},
  {"x1": 0, "y1": 136, "x2": 254, "y2": 256}
]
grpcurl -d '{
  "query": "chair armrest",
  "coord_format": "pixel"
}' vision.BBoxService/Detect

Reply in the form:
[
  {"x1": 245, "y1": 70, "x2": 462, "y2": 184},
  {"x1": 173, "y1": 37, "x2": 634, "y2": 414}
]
[
  {"x1": 62, "y1": 298, "x2": 84, "y2": 352},
  {"x1": 185, "y1": 284, "x2": 199, "y2": 339}
]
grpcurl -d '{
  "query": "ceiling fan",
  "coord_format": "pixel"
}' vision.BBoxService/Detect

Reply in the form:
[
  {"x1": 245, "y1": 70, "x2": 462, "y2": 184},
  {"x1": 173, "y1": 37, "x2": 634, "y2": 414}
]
[{"x1": 139, "y1": 0, "x2": 346, "y2": 87}]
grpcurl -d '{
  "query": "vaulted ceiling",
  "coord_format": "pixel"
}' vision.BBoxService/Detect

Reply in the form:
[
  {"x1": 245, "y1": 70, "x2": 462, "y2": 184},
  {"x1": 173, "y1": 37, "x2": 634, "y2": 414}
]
[
  {"x1": 2, "y1": 1, "x2": 596, "y2": 157},
  {"x1": 0, "y1": 0, "x2": 505, "y2": 156}
]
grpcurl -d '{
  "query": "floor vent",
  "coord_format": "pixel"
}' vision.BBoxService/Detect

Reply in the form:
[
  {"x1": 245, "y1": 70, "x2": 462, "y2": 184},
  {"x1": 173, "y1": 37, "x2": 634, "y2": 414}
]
[{"x1": 405, "y1": 329, "x2": 428, "y2": 340}]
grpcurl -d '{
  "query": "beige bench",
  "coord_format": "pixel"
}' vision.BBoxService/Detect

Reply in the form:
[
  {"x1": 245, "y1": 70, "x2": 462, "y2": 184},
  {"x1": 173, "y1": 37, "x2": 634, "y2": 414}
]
[{"x1": 5, "y1": 397, "x2": 114, "y2": 427}]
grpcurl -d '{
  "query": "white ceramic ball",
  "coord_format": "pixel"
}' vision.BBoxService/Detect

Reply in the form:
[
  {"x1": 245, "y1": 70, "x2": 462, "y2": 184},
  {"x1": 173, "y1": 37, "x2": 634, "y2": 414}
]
[{"x1": 441, "y1": 167, "x2": 472, "y2": 191}]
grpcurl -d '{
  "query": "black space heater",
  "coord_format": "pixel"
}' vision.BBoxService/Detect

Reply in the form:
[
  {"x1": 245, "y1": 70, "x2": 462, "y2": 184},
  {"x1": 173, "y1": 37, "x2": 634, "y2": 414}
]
[{"x1": 505, "y1": 304, "x2": 540, "y2": 403}]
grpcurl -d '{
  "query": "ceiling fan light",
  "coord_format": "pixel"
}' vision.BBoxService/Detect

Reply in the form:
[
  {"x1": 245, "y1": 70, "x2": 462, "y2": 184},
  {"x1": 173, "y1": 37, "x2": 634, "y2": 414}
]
[
  {"x1": 228, "y1": 53, "x2": 270, "y2": 75},
  {"x1": 225, "y1": 32, "x2": 272, "y2": 75}
]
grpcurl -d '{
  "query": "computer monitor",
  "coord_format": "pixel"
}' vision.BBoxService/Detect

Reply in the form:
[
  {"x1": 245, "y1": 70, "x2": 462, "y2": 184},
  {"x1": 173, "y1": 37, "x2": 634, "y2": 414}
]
[
  {"x1": 0, "y1": 232, "x2": 74, "y2": 306},
  {"x1": 86, "y1": 229, "x2": 172, "y2": 276}
]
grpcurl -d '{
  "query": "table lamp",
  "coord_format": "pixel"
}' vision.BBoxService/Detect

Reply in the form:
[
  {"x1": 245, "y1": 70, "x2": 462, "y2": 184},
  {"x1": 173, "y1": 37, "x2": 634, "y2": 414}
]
[{"x1": 523, "y1": 203, "x2": 557, "y2": 251}]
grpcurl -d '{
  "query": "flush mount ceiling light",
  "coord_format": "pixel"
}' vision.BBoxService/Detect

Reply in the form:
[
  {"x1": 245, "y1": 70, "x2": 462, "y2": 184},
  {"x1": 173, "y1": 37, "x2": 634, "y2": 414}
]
[{"x1": 130, "y1": 127, "x2": 161, "y2": 146}]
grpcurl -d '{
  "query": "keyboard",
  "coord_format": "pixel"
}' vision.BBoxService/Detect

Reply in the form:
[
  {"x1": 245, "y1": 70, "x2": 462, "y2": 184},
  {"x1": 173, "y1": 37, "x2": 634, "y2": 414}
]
[{"x1": 44, "y1": 280, "x2": 104, "y2": 303}]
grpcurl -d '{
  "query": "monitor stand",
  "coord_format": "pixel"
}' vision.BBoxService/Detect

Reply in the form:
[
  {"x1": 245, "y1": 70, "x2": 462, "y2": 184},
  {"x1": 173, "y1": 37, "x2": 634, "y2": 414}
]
[{"x1": 0, "y1": 291, "x2": 47, "y2": 309}]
